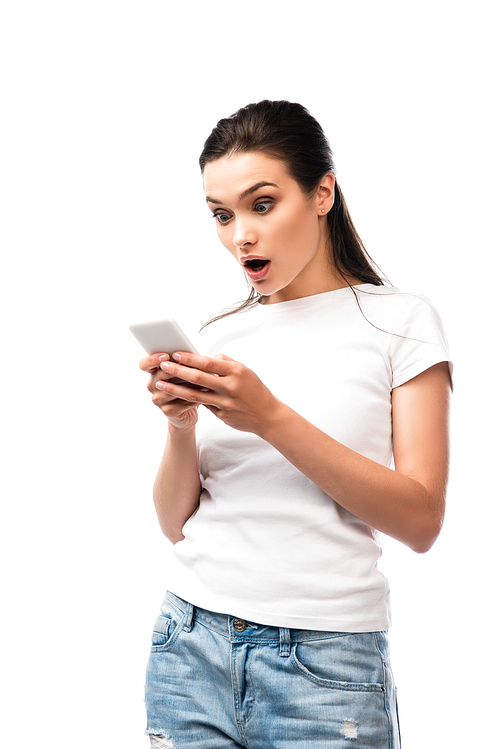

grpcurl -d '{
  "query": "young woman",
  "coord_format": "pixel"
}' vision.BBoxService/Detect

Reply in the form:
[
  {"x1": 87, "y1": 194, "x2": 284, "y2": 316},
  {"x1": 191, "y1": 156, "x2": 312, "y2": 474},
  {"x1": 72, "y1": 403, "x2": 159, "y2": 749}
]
[{"x1": 140, "y1": 100, "x2": 452, "y2": 749}]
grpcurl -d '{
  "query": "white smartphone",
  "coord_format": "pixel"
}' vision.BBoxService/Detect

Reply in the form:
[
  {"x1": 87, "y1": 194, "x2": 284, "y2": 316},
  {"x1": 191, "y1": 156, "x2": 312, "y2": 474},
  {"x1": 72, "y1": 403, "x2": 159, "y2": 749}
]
[
  {"x1": 129, "y1": 318, "x2": 202, "y2": 389},
  {"x1": 128, "y1": 318, "x2": 199, "y2": 357}
]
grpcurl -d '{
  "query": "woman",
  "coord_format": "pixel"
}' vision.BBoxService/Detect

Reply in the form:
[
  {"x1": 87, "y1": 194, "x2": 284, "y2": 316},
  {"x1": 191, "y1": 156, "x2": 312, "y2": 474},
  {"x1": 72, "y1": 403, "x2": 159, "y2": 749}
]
[{"x1": 140, "y1": 100, "x2": 452, "y2": 748}]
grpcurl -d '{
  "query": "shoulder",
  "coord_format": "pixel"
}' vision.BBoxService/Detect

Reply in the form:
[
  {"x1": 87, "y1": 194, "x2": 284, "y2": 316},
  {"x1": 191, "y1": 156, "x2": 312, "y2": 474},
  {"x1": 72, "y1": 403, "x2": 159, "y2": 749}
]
[
  {"x1": 353, "y1": 285, "x2": 447, "y2": 338},
  {"x1": 360, "y1": 287, "x2": 453, "y2": 389},
  {"x1": 354, "y1": 284, "x2": 437, "y2": 313}
]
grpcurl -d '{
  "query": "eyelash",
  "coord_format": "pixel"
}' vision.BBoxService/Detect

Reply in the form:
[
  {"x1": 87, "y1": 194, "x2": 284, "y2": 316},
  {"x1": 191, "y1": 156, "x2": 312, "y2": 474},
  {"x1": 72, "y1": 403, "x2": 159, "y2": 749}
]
[{"x1": 212, "y1": 200, "x2": 273, "y2": 225}]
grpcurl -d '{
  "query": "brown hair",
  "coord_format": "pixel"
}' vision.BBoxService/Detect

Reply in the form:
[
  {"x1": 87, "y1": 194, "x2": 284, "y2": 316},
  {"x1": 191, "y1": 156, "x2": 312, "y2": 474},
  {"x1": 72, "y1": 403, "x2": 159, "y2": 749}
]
[{"x1": 199, "y1": 100, "x2": 386, "y2": 325}]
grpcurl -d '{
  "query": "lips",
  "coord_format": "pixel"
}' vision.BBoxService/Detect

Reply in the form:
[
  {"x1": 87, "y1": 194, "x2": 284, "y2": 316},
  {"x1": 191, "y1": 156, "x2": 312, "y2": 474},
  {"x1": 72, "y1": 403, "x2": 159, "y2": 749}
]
[{"x1": 240, "y1": 255, "x2": 271, "y2": 281}]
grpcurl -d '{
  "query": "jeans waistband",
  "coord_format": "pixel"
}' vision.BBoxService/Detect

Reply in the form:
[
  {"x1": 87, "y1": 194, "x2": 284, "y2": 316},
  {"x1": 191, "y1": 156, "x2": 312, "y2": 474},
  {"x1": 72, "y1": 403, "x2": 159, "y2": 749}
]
[{"x1": 165, "y1": 590, "x2": 360, "y2": 652}]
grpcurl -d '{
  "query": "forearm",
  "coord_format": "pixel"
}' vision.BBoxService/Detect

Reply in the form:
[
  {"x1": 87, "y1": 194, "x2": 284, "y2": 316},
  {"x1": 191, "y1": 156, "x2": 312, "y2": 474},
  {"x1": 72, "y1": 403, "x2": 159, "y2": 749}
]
[
  {"x1": 153, "y1": 424, "x2": 201, "y2": 544},
  {"x1": 259, "y1": 403, "x2": 445, "y2": 553},
  {"x1": 156, "y1": 355, "x2": 450, "y2": 552}
]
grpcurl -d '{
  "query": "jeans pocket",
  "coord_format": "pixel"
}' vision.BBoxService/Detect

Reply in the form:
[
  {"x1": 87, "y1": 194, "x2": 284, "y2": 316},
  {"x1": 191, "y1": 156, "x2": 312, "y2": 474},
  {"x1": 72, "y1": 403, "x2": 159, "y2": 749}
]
[
  {"x1": 291, "y1": 634, "x2": 385, "y2": 692},
  {"x1": 150, "y1": 594, "x2": 186, "y2": 653},
  {"x1": 151, "y1": 615, "x2": 171, "y2": 648}
]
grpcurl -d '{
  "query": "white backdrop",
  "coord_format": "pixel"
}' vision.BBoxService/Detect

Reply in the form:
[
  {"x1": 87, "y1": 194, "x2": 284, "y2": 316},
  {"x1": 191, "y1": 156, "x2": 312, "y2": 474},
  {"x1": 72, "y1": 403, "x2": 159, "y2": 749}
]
[{"x1": 1, "y1": 2, "x2": 498, "y2": 747}]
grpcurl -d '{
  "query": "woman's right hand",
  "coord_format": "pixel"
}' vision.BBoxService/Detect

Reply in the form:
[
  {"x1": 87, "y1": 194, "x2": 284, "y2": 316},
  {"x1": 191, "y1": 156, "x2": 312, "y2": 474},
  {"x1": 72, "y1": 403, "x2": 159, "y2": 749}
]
[{"x1": 139, "y1": 353, "x2": 199, "y2": 430}]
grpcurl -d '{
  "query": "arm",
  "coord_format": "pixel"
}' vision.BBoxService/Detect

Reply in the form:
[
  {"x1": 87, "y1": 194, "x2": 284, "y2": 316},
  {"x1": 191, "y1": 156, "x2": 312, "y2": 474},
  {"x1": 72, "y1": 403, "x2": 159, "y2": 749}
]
[
  {"x1": 153, "y1": 423, "x2": 201, "y2": 544},
  {"x1": 140, "y1": 353, "x2": 201, "y2": 543},
  {"x1": 260, "y1": 362, "x2": 451, "y2": 553},
  {"x1": 159, "y1": 354, "x2": 451, "y2": 553}
]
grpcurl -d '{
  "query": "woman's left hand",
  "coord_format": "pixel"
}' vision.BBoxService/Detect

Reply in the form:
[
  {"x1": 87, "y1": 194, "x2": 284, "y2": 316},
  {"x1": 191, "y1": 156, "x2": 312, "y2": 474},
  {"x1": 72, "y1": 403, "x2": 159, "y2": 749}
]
[{"x1": 158, "y1": 352, "x2": 285, "y2": 435}]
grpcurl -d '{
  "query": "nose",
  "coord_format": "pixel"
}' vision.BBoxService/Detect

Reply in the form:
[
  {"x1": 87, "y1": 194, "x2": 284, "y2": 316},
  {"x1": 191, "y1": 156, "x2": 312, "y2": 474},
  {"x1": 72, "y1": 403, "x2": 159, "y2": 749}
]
[{"x1": 232, "y1": 217, "x2": 256, "y2": 249}]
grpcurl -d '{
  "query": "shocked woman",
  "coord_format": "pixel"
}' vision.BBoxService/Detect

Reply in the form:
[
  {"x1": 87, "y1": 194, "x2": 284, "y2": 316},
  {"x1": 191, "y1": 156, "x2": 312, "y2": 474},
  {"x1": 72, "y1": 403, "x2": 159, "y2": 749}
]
[{"x1": 140, "y1": 100, "x2": 452, "y2": 749}]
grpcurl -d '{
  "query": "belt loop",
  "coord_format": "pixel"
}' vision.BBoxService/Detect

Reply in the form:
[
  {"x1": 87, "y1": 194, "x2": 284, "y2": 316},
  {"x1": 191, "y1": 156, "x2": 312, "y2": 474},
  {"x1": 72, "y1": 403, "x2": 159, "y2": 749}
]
[
  {"x1": 279, "y1": 627, "x2": 291, "y2": 657},
  {"x1": 183, "y1": 602, "x2": 194, "y2": 632}
]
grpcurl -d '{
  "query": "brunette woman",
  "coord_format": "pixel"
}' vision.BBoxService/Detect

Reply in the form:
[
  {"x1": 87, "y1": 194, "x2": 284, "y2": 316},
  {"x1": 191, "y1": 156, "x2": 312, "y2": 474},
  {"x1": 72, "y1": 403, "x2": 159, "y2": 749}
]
[{"x1": 140, "y1": 100, "x2": 452, "y2": 748}]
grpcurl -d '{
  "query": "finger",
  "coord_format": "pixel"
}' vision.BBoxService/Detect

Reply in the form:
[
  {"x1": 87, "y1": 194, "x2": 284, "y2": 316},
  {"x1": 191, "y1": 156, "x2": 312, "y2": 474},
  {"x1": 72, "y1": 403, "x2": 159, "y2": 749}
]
[
  {"x1": 159, "y1": 359, "x2": 222, "y2": 391},
  {"x1": 149, "y1": 377, "x2": 172, "y2": 396},
  {"x1": 156, "y1": 377, "x2": 220, "y2": 406},
  {"x1": 147, "y1": 367, "x2": 176, "y2": 394},
  {"x1": 151, "y1": 390, "x2": 177, "y2": 407},
  {"x1": 167, "y1": 351, "x2": 236, "y2": 377},
  {"x1": 139, "y1": 353, "x2": 170, "y2": 373},
  {"x1": 152, "y1": 389, "x2": 196, "y2": 410}
]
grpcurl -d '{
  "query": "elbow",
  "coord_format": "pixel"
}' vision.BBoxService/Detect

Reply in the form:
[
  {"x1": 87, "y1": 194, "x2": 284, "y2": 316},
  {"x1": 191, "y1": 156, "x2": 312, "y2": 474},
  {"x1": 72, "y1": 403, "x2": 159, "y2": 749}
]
[
  {"x1": 408, "y1": 516, "x2": 444, "y2": 554},
  {"x1": 404, "y1": 482, "x2": 446, "y2": 554},
  {"x1": 154, "y1": 503, "x2": 187, "y2": 545},
  {"x1": 410, "y1": 537, "x2": 437, "y2": 555},
  {"x1": 163, "y1": 528, "x2": 185, "y2": 545},
  {"x1": 157, "y1": 515, "x2": 185, "y2": 544}
]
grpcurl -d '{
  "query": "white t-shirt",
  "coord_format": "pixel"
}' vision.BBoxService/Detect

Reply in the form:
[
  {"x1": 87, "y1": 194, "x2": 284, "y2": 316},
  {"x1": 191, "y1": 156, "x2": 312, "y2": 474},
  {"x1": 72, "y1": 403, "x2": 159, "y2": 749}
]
[{"x1": 166, "y1": 284, "x2": 452, "y2": 632}]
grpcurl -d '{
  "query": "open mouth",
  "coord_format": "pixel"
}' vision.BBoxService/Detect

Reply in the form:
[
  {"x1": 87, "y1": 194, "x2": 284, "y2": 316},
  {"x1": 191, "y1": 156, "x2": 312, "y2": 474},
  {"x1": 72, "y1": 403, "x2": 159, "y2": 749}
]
[
  {"x1": 241, "y1": 256, "x2": 271, "y2": 280},
  {"x1": 246, "y1": 259, "x2": 268, "y2": 271}
]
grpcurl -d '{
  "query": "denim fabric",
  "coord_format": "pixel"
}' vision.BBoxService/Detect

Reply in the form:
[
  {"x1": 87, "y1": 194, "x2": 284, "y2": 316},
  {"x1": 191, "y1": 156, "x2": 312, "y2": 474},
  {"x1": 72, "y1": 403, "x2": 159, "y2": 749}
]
[{"x1": 145, "y1": 591, "x2": 401, "y2": 748}]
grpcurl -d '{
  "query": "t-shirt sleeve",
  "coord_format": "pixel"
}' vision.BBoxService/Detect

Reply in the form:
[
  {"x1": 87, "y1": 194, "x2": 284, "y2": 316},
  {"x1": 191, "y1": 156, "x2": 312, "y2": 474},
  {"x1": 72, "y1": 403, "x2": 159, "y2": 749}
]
[{"x1": 389, "y1": 294, "x2": 453, "y2": 389}]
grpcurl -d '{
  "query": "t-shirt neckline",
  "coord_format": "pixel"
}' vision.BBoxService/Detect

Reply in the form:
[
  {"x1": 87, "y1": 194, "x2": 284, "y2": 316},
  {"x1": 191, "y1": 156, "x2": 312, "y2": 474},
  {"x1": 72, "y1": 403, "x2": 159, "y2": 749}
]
[{"x1": 255, "y1": 283, "x2": 376, "y2": 313}]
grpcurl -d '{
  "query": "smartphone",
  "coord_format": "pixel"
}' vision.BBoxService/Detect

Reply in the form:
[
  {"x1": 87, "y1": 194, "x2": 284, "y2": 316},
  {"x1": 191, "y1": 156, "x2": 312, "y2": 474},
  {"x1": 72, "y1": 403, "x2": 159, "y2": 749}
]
[
  {"x1": 128, "y1": 318, "x2": 199, "y2": 357},
  {"x1": 129, "y1": 318, "x2": 201, "y2": 389}
]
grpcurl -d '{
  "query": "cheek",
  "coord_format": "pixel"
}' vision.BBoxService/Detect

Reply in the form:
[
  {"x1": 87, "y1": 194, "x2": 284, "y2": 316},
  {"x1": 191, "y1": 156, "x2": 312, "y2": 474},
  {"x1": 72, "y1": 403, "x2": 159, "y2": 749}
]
[{"x1": 282, "y1": 209, "x2": 320, "y2": 251}]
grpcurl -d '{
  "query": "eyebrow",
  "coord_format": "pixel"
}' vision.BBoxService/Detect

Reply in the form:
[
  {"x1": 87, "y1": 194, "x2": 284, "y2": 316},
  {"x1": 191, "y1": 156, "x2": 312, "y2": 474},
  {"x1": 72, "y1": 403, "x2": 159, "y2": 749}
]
[{"x1": 206, "y1": 181, "x2": 279, "y2": 205}]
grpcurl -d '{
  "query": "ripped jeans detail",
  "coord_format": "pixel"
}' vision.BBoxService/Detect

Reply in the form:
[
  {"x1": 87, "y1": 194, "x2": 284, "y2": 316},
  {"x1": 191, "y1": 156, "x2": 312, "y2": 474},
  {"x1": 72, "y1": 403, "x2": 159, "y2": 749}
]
[{"x1": 149, "y1": 735, "x2": 174, "y2": 749}]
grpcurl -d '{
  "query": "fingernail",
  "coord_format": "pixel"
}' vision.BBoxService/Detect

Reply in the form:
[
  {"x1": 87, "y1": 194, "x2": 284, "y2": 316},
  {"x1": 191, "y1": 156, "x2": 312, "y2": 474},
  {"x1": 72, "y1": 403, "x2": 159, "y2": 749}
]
[
  {"x1": 156, "y1": 381, "x2": 166, "y2": 390},
  {"x1": 172, "y1": 353, "x2": 181, "y2": 361},
  {"x1": 160, "y1": 361, "x2": 170, "y2": 371},
  {"x1": 158, "y1": 355, "x2": 169, "y2": 361}
]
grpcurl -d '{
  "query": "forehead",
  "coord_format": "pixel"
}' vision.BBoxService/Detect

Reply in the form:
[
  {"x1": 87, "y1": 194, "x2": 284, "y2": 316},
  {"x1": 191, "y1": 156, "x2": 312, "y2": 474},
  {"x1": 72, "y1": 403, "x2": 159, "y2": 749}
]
[{"x1": 203, "y1": 152, "x2": 295, "y2": 202}]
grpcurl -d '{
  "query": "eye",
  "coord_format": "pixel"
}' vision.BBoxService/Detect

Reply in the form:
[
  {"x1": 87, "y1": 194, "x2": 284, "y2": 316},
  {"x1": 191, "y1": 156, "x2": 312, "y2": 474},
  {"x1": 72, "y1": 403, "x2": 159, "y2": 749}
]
[
  {"x1": 213, "y1": 212, "x2": 232, "y2": 225},
  {"x1": 254, "y1": 201, "x2": 273, "y2": 214}
]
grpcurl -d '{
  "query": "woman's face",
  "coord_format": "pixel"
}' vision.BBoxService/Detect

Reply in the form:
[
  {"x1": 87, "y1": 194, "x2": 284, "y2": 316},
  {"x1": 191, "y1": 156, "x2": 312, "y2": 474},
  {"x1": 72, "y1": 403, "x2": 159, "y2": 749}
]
[{"x1": 203, "y1": 152, "x2": 340, "y2": 304}]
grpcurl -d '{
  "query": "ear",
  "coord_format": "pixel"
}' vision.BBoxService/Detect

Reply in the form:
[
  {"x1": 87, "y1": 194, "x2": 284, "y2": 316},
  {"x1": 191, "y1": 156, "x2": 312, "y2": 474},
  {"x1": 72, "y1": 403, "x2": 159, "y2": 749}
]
[{"x1": 316, "y1": 172, "x2": 335, "y2": 215}]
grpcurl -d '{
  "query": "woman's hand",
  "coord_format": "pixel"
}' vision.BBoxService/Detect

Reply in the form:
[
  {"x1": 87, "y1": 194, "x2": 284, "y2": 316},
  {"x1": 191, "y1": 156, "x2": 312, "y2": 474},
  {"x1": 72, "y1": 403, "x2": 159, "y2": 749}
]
[
  {"x1": 139, "y1": 353, "x2": 200, "y2": 430},
  {"x1": 158, "y1": 352, "x2": 285, "y2": 435}
]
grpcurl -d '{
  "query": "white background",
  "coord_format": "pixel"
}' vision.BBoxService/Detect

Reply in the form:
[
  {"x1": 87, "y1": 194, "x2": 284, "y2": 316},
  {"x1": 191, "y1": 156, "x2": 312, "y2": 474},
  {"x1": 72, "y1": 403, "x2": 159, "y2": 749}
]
[{"x1": 1, "y1": 2, "x2": 498, "y2": 747}]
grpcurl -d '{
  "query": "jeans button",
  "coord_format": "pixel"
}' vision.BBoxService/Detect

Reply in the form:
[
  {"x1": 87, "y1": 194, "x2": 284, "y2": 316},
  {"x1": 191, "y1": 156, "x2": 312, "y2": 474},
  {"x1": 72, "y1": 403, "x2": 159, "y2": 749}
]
[{"x1": 233, "y1": 618, "x2": 247, "y2": 632}]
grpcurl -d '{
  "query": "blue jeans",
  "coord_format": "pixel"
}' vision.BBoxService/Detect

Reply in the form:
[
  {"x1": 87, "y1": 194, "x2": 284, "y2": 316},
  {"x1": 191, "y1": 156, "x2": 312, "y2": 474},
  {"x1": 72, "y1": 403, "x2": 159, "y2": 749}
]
[{"x1": 145, "y1": 591, "x2": 401, "y2": 748}]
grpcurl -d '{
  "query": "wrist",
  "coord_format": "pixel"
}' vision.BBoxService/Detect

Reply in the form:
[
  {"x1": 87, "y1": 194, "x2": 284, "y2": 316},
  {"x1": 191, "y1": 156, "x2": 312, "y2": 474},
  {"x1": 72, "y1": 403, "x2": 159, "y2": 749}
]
[
  {"x1": 256, "y1": 399, "x2": 292, "y2": 444},
  {"x1": 167, "y1": 419, "x2": 197, "y2": 437}
]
